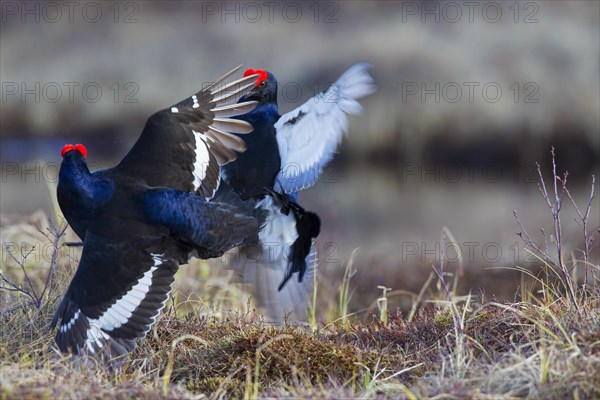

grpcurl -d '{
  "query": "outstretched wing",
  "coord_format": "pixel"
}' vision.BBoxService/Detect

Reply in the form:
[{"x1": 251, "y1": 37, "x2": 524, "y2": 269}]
[
  {"x1": 228, "y1": 196, "x2": 318, "y2": 323},
  {"x1": 51, "y1": 185, "x2": 264, "y2": 357},
  {"x1": 274, "y1": 63, "x2": 375, "y2": 193},
  {"x1": 115, "y1": 65, "x2": 260, "y2": 199},
  {"x1": 51, "y1": 224, "x2": 182, "y2": 357},
  {"x1": 232, "y1": 246, "x2": 317, "y2": 323}
]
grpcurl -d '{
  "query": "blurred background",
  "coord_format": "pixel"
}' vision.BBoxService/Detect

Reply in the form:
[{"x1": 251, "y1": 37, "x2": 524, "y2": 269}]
[{"x1": 1, "y1": 1, "x2": 599, "y2": 314}]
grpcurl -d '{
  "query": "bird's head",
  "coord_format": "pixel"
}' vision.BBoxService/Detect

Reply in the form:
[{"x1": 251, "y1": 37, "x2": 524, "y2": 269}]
[
  {"x1": 241, "y1": 68, "x2": 277, "y2": 104},
  {"x1": 59, "y1": 143, "x2": 91, "y2": 187},
  {"x1": 61, "y1": 143, "x2": 88, "y2": 162}
]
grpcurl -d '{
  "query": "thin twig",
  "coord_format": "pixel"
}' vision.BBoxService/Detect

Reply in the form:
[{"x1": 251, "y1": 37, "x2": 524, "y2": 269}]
[
  {"x1": 513, "y1": 210, "x2": 558, "y2": 271},
  {"x1": 0, "y1": 262, "x2": 39, "y2": 306},
  {"x1": 536, "y1": 161, "x2": 554, "y2": 213},
  {"x1": 563, "y1": 174, "x2": 596, "y2": 301},
  {"x1": 1, "y1": 217, "x2": 68, "y2": 310},
  {"x1": 540, "y1": 228, "x2": 549, "y2": 259},
  {"x1": 8, "y1": 245, "x2": 41, "y2": 307},
  {"x1": 40, "y1": 219, "x2": 68, "y2": 302},
  {"x1": 0, "y1": 283, "x2": 28, "y2": 293}
]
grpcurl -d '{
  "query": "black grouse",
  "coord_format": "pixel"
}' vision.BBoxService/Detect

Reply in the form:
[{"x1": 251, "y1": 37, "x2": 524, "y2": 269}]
[
  {"x1": 51, "y1": 66, "x2": 263, "y2": 357},
  {"x1": 218, "y1": 64, "x2": 376, "y2": 321}
]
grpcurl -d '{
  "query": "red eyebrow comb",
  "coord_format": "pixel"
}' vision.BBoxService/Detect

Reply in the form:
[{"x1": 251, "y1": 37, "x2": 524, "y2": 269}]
[
  {"x1": 61, "y1": 143, "x2": 87, "y2": 158},
  {"x1": 244, "y1": 68, "x2": 268, "y2": 87},
  {"x1": 74, "y1": 144, "x2": 87, "y2": 157},
  {"x1": 61, "y1": 144, "x2": 75, "y2": 157}
]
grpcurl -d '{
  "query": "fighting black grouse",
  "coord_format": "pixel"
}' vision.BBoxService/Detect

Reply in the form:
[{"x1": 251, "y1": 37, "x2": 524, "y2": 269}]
[
  {"x1": 219, "y1": 64, "x2": 376, "y2": 321},
  {"x1": 51, "y1": 66, "x2": 263, "y2": 357}
]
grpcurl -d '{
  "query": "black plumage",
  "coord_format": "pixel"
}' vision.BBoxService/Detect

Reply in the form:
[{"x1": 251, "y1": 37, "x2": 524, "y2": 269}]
[{"x1": 51, "y1": 66, "x2": 263, "y2": 358}]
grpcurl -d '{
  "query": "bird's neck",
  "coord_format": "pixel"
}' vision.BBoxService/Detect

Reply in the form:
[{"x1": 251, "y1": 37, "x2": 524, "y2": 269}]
[
  {"x1": 223, "y1": 101, "x2": 282, "y2": 198},
  {"x1": 58, "y1": 157, "x2": 113, "y2": 236},
  {"x1": 59, "y1": 157, "x2": 94, "y2": 194},
  {"x1": 243, "y1": 102, "x2": 280, "y2": 125}
]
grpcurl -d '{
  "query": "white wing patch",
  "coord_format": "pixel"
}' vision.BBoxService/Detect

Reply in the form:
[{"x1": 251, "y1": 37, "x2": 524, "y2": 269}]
[
  {"x1": 256, "y1": 196, "x2": 298, "y2": 263},
  {"x1": 56, "y1": 254, "x2": 174, "y2": 354},
  {"x1": 192, "y1": 130, "x2": 211, "y2": 191},
  {"x1": 229, "y1": 197, "x2": 315, "y2": 323},
  {"x1": 80, "y1": 255, "x2": 163, "y2": 353},
  {"x1": 140, "y1": 254, "x2": 174, "y2": 333},
  {"x1": 59, "y1": 309, "x2": 81, "y2": 333},
  {"x1": 90, "y1": 265, "x2": 158, "y2": 334},
  {"x1": 168, "y1": 67, "x2": 260, "y2": 199},
  {"x1": 85, "y1": 323, "x2": 111, "y2": 353},
  {"x1": 274, "y1": 63, "x2": 375, "y2": 194}
]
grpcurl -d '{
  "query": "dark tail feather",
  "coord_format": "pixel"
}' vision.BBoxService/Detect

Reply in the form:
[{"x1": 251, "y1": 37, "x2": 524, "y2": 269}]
[
  {"x1": 278, "y1": 210, "x2": 320, "y2": 291},
  {"x1": 266, "y1": 190, "x2": 321, "y2": 291},
  {"x1": 226, "y1": 197, "x2": 317, "y2": 323}
]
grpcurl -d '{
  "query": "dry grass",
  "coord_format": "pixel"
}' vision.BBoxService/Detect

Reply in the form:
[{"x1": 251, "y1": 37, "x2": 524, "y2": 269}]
[
  {"x1": 2, "y1": 276, "x2": 599, "y2": 399},
  {"x1": 1, "y1": 160, "x2": 599, "y2": 399},
  {"x1": 2, "y1": 219, "x2": 598, "y2": 399}
]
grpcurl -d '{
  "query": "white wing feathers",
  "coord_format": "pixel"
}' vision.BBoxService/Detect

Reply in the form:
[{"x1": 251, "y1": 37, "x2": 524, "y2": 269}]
[
  {"x1": 274, "y1": 63, "x2": 376, "y2": 194},
  {"x1": 228, "y1": 197, "x2": 317, "y2": 323}
]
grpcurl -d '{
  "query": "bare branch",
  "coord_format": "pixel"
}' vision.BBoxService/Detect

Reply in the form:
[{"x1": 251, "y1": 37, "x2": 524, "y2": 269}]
[
  {"x1": 0, "y1": 219, "x2": 68, "y2": 309},
  {"x1": 0, "y1": 271, "x2": 39, "y2": 305},
  {"x1": 513, "y1": 210, "x2": 558, "y2": 270},
  {"x1": 536, "y1": 162, "x2": 554, "y2": 213},
  {"x1": 40, "y1": 219, "x2": 68, "y2": 302},
  {"x1": 563, "y1": 174, "x2": 596, "y2": 300},
  {"x1": 515, "y1": 148, "x2": 582, "y2": 314},
  {"x1": 540, "y1": 228, "x2": 549, "y2": 259},
  {"x1": 583, "y1": 175, "x2": 596, "y2": 221}
]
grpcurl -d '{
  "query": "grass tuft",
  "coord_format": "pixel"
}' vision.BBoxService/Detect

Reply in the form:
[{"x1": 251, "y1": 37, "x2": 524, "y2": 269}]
[{"x1": 1, "y1": 150, "x2": 598, "y2": 398}]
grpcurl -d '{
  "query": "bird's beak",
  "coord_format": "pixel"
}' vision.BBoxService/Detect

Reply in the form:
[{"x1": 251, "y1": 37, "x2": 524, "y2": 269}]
[{"x1": 242, "y1": 86, "x2": 259, "y2": 101}]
